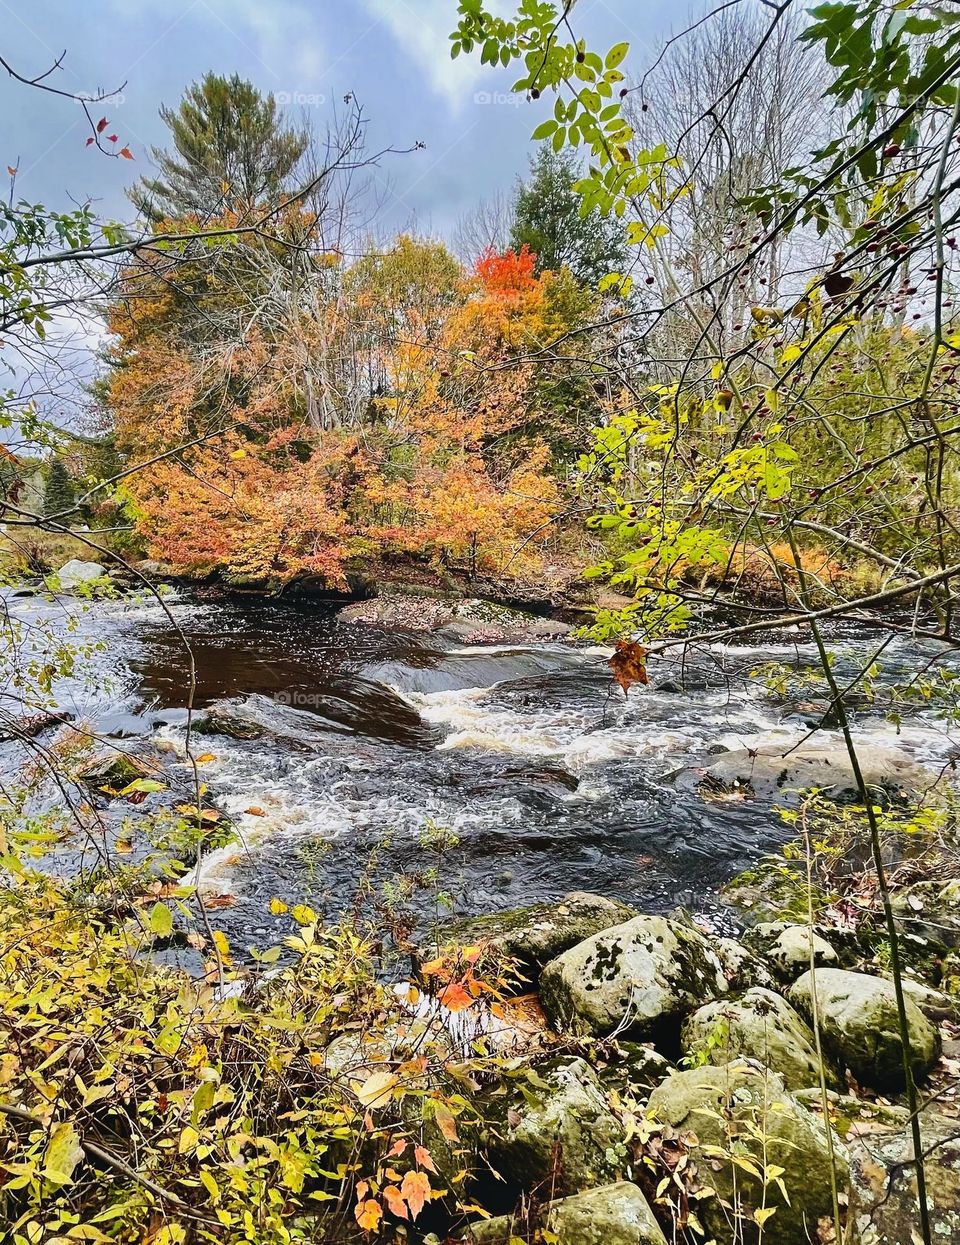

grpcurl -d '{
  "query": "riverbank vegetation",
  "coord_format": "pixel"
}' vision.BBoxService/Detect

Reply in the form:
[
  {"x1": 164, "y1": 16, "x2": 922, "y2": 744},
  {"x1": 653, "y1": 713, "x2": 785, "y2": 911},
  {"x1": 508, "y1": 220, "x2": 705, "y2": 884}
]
[{"x1": 3, "y1": 0, "x2": 960, "y2": 1242}]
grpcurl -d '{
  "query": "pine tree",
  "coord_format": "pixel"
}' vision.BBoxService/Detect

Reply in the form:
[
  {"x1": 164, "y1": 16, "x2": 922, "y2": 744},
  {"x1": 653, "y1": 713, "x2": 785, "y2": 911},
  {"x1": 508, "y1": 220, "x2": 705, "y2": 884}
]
[
  {"x1": 129, "y1": 73, "x2": 308, "y2": 223},
  {"x1": 510, "y1": 148, "x2": 627, "y2": 288},
  {"x1": 43, "y1": 459, "x2": 76, "y2": 518}
]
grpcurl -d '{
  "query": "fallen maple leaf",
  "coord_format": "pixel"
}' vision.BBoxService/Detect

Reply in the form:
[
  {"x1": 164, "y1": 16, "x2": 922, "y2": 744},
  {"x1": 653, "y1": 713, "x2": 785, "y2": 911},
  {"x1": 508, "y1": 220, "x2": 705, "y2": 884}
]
[{"x1": 609, "y1": 638, "x2": 649, "y2": 694}]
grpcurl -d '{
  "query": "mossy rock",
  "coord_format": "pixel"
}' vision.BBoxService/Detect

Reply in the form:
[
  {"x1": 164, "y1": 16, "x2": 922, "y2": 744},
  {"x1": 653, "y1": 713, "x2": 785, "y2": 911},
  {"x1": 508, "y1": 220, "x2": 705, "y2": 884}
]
[
  {"x1": 478, "y1": 1056, "x2": 625, "y2": 1195},
  {"x1": 425, "y1": 892, "x2": 637, "y2": 989},
  {"x1": 464, "y1": 1181, "x2": 668, "y2": 1244},
  {"x1": 591, "y1": 1039, "x2": 674, "y2": 1099},
  {"x1": 789, "y1": 968, "x2": 940, "y2": 1092},
  {"x1": 647, "y1": 1061, "x2": 849, "y2": 1245},
  {"x1": 743, "y1": 922, "x2": 842, "y2": 982},
  {"x1": 848, "y1": 1111, "x2": 960, "y2": 1244},
  {"x1": 538, "y1": 915, "x2": 728, "y2": 1040},
  {"x1": 713, "y1": 936, "x2": 776, "y2": 991},
  {"x1": 681, "y1": 986, "x2": 843, "y2": 1092}
]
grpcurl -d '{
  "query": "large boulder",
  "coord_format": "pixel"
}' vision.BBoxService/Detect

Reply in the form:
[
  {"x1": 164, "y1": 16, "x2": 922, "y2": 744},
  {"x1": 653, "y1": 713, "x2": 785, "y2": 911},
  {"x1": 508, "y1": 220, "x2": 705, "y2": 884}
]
[
  {"x1": 479, "y1": 1056, "x2": 624, "y2": 1194},
  {"x1": 698, "y1": 740, "x2": 941, "y2": 804},
  {"x1": 464, "y1": 1182, "x2": 668, "y2": 1245},
  {"x1": 55, "y1": 559, "x2": 107, "y2": 592},
  {"x1": 647, "y1": 1061, "x2": 848, "y2": 1245},
  {"x1": 743, "y1": 921, "x2": 841, "y2": 982},
  {"x1": 789, "y1": 968, "x2": 940, "y2": 1091},
  {"x1": 681, "y1": 987, "x2": 843, "y2": 1092},
  {"x1": 714, "y1": 936, "x2": 776, "y2": 991},
  {"x1": 426, "y1": 892, "x2": 637, "y2": 988},
  {"x1": 539, "y1": 915, "x2": 728, "y2": 1039},
  {"x1": 848, "y1": 1112, "x2": 960, "y2": 1244}
]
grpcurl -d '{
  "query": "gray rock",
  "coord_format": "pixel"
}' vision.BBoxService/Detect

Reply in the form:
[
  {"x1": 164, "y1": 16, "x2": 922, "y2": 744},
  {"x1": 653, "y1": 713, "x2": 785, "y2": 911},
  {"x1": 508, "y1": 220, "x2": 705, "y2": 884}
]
[
  {"x1": 894, "y1": 976, "x2": 959, "y2": 1022},
  {"x1": 647, "y1": 1061, "x2": 849, "y2": 1245},
  {"x1": 848, "y1": 1112, "x2": 960, "y2": 1244},
  {"x1": 681, "y1": 986, "x2": 843, "y2": 1092},
  {"x1": 480, "y1": 1056, "x2": 624, "y2": 1194},
  {"x1": 743, "y1": 921, "x2": 840, "y2": 982},
  {"x1": 539, "y1": 915, "x2": 728, "y2": 1039},
  {"x1": 699, "y1": 740, "x2": 941, "y2": 803},
  {"x1": 426, "y1": 892, "x2": 637, "y2": 987},
  {"x1": 891, "y1": 878, "x2": 960, "y2": 948},
  {"x1": 789, "y1": 968, "x2": 940, "y2": 1091},
  {"x1": 465, "y1": 1182, "x2": 668, "y2": 1244},
  {"x1": 55, "y1": 559, "x2": 106, "y2": 591},
  {"x1": 592, "y1": 1040, "x2": 674, "y2": 1098}
]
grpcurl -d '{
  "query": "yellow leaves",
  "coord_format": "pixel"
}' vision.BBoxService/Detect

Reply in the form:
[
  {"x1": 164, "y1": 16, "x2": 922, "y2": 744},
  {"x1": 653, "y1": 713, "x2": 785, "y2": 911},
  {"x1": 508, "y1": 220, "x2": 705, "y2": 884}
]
[
  {"x1": 353, "y1": 1069, "x2": 399, "y2": 1109},
  {"x1": 148, "y1": 902, "x2": 174, "y2": 938},
  {"x1": 754, "y1": 1206, "x2": 778, "y2": 1228},
  {"x1": 355, "y1": 1197, "x2": 382, "y2": 1233},
  {"x1": 43, "y1": 1121, "x2": 84, "y2": 1185},
  {"x1": 269, "y1": 897, "x2": 288, "y2": 915}
]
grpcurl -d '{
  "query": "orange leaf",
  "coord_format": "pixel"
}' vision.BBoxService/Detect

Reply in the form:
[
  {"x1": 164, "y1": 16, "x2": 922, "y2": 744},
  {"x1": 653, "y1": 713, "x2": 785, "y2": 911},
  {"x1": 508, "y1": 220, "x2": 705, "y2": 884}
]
[
  {"x1": 6, "y1": 166, "x2": 16, "y2": 175},
  {"x1": 419, "y1": 957, "x2": 445, "y2": 977},
  {"x1": 609, "y1": 639, "x2": 649, "y2": 695},
  {"x1": 194, "y1": 753, "x2": 217, "y2": 764},
  {"x1": 437, "y1": 982, "x2": 474, "y2": 1012},
  {"x1": 434, "y1": 1103, "x2": 459, "y2": 1142},
  {"x1": 119, "y1": 147, "x2": 134, "y2": 160},
  {"x1": 245, "y1": 806, "x2": 267, "y2": 817},
  {"x1": 383, "y1": 1185, "x2": 408, "y2": 1220},
  {"x1": 388, "y1": 1138, "x2": 408, "y2": 1158},
  {"x1": 400, "y1": 1169, "x2": 431, "y2": 1221},
  {"x1": 354, "y1": 1198, "x2": 382, "y2": 1232},
  {"x1": 414, "y1": 1144, "x2": 437, "y2": 1173}
]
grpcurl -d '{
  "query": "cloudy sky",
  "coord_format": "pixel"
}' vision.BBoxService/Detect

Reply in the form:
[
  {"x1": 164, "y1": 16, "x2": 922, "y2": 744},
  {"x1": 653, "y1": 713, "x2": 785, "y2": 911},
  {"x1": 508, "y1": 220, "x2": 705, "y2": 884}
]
[{"x1": 2, "y1": 0, "x2": 681, "y2": 240}]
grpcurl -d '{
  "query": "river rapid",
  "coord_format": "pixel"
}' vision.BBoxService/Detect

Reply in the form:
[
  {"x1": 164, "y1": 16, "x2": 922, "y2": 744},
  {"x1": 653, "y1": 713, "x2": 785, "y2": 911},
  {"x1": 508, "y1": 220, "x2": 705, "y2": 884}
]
[{"x1": 4, "y1": 588, "x2": 959, "y2": 951}]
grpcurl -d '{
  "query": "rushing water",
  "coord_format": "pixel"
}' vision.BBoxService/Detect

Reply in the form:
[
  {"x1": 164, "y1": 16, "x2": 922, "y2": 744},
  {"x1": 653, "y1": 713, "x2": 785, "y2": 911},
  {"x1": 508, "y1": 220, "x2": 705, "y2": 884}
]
[{"x1": 4, "y1": 587, "x2": 959, "y2": 949}]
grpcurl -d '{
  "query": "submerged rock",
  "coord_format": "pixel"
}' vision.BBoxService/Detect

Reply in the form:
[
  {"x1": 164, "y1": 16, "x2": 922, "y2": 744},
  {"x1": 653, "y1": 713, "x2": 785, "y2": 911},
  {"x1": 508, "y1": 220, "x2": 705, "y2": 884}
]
[
  {"x1": 698, "y1": 740, "x2": 941, "y2": 804},
  {"x1": 789, "y1": 968, "x2": 940, "y2": 1091},
  {"x1": 647, "y1": 1061, "x2": 848, "y2": 1245},
  {"x1": 479, "y1": 1056, "x2": 624, "y2": 1194},
  {"x1": 538, "y1": 915, "x2": 728, "y2": 1039},
  {"x1": 743, "y1": 921, "x2": 841, "y2": 982},
  {"x1": 848, "y1": 1112, "x2": 960, "y2": 1244},
  {"x1": 464, "y1": 1181, "x2": 668, "y2": 1245},
  {"x1": 681, "y1": 986, "x2": 843, "y2": 1092},
  {"x1": 425, "y1": 892, "x2": 637, "y2": 987}
]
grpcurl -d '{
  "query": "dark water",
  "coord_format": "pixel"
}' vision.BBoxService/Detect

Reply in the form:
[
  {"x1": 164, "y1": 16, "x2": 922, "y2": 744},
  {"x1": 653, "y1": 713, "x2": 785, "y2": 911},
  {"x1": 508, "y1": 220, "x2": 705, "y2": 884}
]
[{"x1": 4, "y1": 589, "x2": 958, "y2": 950}]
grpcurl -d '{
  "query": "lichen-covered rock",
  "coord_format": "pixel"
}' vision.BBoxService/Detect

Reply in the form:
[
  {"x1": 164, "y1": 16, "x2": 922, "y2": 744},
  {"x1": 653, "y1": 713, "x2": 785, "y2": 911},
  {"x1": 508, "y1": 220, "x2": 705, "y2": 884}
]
[
  {"x1": 789, "y1": 968, "x2": 940, "y2": 1091},
  {"x1": 848, "y1": 1112, "x2": 960, "y2": 1244},
  {"x1": 539, "y1": 915, "x2": 728, "y2": 1039},
  {"x1": 681, "y1": 987, "x2": 843, "y2": 1092},
  {"x1": 743, "y1": 921, "x2": 840, "y2": 982},
  {"x1": 894, "y1": 975, "x2": 959, "y2": 1022},
  {"x1": 479, "y1": 1056, "x2": 624, "y2": 1194},
  {"x1": 592, "y1": 1040, "x2": 674, "y2": 1098},
  {"x1": 426, "y1": 892, "x2": 637, "y2": 987},
  {"x1": 891, "y1": 878, "x2": 960, "y2": 949},
  {"x1": 647, "y1": 1061, "x2": 848, "y2": 1245},
  {"x1": 714, "y1": 935, "x2": 776, "y2": 991},
  {"x1": 464, "y1": 1182, "x2": 667, "y2": 1244}
]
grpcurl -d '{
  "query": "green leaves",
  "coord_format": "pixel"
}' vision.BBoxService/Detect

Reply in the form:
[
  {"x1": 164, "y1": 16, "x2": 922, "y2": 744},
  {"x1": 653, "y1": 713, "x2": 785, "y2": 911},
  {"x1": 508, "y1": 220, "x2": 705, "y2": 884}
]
[{"x1": 148, "y1": 901, "x2": 174, "y2": 937}]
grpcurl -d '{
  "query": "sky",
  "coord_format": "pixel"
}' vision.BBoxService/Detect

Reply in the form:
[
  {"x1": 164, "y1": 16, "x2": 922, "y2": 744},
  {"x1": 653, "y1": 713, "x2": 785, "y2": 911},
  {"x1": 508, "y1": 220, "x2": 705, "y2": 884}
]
[{"x1": 1, "y1": 0, "x2": 680, "y2": 242}]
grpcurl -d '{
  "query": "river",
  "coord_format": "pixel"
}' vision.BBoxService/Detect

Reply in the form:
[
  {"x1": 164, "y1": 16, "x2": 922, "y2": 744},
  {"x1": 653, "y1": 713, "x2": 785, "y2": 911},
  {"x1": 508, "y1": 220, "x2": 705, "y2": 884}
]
[{"x1": 4, "y1": 587, "x2": 958, "y2": 952}]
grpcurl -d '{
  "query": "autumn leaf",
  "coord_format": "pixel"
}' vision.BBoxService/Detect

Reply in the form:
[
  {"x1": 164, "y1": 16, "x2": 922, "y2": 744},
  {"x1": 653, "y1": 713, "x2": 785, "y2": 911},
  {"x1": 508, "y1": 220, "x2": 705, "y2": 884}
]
[
  {"x1": 96, "y1": 117, "x2": 108, "y2": 133},
  {"x1": 388, "y1": 1138, "x2": 408, "y2": 1157},
  {"x1": 414, "y1": 1144, "x2": 437, "y2": 1173},
  {"x1": 6, "y1": 165, "x2": 16, "y2": 175},
  {"x1": 437, "y1": 981, "x2": 474, "y2": 1012},
  {"x1": 401, "y1": 1169, "x2": 431, "y2": 1220},
  {"x1": 193, "y1": 753, "x2": 217, "y2": 764},
  {"x1": 433, "y1": 1102, "x2": 459, "y2": 1142},
  {"x1": 609, "y1": 639, "x2": 648, "y2": 695},
  {"x1": 43, "y1": 1121, "x2": 84, "y2": 1184},
  {"x1": 354, "y1": 1198, "x2": 382, "y2": 1232},
  {"x1": 246, "y1": 806, "x2": 267, "y2": 816},
  {"x1": 353, "y1": 1069, "x2": 398, "y2": 1108},
  {"x1": 85, "y1": 137, "x2": 94, "y2": 147},
  {"x1": 120, "y1": 147, "x2": 134, "y2": 160},
  {"x1": 383, "y1": 1185, "x2": 408, "y2": 1220}
]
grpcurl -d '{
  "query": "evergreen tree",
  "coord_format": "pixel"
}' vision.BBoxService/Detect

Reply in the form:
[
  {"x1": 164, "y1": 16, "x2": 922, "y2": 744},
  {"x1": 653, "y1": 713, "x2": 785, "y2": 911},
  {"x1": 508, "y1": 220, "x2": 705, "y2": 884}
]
[
  {"x1": 43, "y1": 458, "x2": 76, "y2": 518},
  {"x1": 510, "y1": 148, "x2": 627, "y2": 288},
  {"x1": 129, "y1": 73, "x2": 308, "y2": 223}
]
